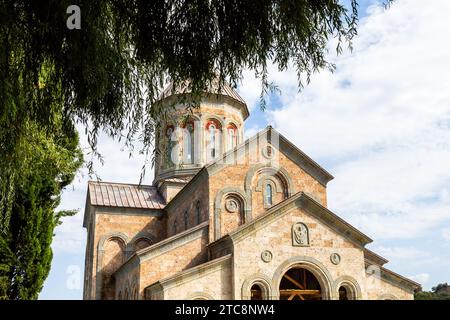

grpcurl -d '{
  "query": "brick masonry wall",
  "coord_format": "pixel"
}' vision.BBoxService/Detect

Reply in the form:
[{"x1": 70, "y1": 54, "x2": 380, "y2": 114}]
[
  {"x1": 163, "y1": 260, "x2": 233, "y2": 300},
  {"x1": 207, "y1": 142, "x2": 328, "y2": 242},
  {"x1": 139, "y1": 231, "x2": 209, "y2": 299},
  {"x1": 88, "y1": 210, "x2": 165, "y2": 299},
  {"x1": 231, "y1": 205, "x2": 413, "y2": 300},
  {"x1": 165, "y1": 173, "x2": 210, "y2": 237}
]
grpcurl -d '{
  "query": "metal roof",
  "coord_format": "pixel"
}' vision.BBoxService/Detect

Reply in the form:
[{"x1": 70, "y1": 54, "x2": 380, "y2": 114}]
[
  {"x1": 158, "y1": 79, "x2": 247, "y2": 107},
  {"x1": 88, "y1": 181, "x2": 165, "y2": 209}
]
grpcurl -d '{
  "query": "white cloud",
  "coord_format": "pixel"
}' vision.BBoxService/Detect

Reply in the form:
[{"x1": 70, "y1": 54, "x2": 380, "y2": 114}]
[
  {"x1": 372, "y1": 246, "x2": 429, "y2": 261},
  {"x1": 408, "y1": 273, "x2": 430, "y2": 286},
  {"x1": 442, "y1": 228, "x2": 450, "y2": 242},
  {"x1": 261, "y1": 0, "x2": 450, "y2": 240}
]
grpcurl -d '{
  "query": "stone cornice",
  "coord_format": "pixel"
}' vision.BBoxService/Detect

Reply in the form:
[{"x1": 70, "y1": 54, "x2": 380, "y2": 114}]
[
  {"x1": 209, "y1": 191, "x2": 372, "y2": 249},
  {"x1": 94, "y1": 206, "x2": 164, "y2": 217},
  {"x1": 155, "y1": 92, "x2": 249, "y2": 120},
  {"x1": 364, "y1": 248, "x2": 389, "y2": 266},
  {"x1": 205, "y1": 127, "x2": 334, "y2": 186},
  {"x1": 147, "y1": 254, "x2": 232, "y2": 292},
  {"x1": 164, "y1": 168, "x2": 209, "y2": 212},
  {"x1": 138, "y1": 221, "x2": 209, "y2": 263},
  {"x1": 380, "y1": 266, "x2": 421, "y2": 291},
  {"x1": 113, "y1": 222, "x2": 209, "y2": 278},
  {"x1": 298, "y1": 193, "x2": 373, "y2": 246}
]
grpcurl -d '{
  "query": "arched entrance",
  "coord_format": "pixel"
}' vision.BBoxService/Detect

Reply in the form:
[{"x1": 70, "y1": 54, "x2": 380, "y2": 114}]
[{"x1": 279, "y1": 267, "x2": 322, "y2": 300}]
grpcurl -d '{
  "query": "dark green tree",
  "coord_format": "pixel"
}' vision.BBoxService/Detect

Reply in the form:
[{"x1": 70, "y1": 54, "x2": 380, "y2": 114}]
[
  {"x1": 0, "y1": 119, "x2": 83, "y2": 300},
  {"x1": 415, "y1": 283, "x2": 450, "y2": 300}
]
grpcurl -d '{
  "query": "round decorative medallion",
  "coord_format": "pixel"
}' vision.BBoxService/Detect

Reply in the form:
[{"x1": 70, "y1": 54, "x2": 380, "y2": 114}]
[
  {"x1": 225, "y1": 198, "x2": 239, "y2": 213},
  {"x1": 261, "y1": 250, "x2": 273, "y2": 263},
  {"x1": 262, "y1": 145, "x2": 275, "y2": 159},
  {"x1": 330, "y1": 253, "x2": 341, "y2": 265}
]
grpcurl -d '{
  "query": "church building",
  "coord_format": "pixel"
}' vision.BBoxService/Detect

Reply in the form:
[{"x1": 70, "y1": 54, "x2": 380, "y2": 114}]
[{"x1": 82, "y1": 82, "x2": 420, "y2": 300}]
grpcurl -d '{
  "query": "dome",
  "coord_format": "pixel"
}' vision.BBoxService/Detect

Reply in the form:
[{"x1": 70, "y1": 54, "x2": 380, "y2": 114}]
[{"x1": 157, "y1": 79, "x2": 249, "y2": 120}]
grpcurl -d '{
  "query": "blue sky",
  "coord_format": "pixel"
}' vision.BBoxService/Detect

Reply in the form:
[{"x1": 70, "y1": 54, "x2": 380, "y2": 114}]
[{"x1": 39, "y1": 0, "x2": 450, "y2": 299}]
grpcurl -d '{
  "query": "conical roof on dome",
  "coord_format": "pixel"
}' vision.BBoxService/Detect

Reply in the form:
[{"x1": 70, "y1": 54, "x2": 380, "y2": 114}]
[{"x1": 157, "y1": 78, "x2": 249, "y2": 118}]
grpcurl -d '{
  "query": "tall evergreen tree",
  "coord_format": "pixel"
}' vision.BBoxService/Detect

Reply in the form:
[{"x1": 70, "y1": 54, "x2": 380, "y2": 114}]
[{"x1": 0, "y1": 119, "x2": 82, "y2": 300}]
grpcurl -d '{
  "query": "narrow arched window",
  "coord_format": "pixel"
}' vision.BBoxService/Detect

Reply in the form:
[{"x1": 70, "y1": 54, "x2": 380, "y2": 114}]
[
  {"x1": 251, "y1": 284, "x2": 263, "y2": 300},
  {"x1": 165, "y1": 126, "x2": 174, "y2": 167},
  {"x1": 196, "y1": 201, "x2": 201, "y2": 224},
  {"x1": 265, "y1": 183, "x2": 273, "y2": 206},
  {"x1": 339, "y1": 286, "x2": 348, "y2": 300},
  {"x1": 227, "y1": 124, "x2": 238, "y2": 150},
  {"x1": 173, "y1": 219, "x2": 178, "y2": 234},
  {"x1": 206, "y1": 120, "x2": 221, "y2": 162},
  {"x1": 184, "y1": 210, "x2": 188, "y2": 230},
  {"x1": 209, "y1": 124, "x2": 216, "y2": 158},
  {"x1": 183, "y1": 122, "x2": 194, "y2": 164}
]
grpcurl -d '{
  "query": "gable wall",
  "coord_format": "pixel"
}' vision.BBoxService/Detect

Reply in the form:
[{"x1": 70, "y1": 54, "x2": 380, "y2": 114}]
[
  {"x1": 207, "y1": 143, "x2": 328, "y2": 242},
  {"x1": 232, "y1": 205, "x2": 365, "y2": 299},
  {"x1": 90, "y1": 209, "x2": 165, "y2": 299}
]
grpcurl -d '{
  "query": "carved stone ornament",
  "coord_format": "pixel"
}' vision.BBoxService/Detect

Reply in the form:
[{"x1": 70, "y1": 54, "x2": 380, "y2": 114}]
[
  {"x1": 330, "y1": 253, "x2": 341, "y2": 265},
  {"x1": 261, "y1": 250, "x2": 273, "y2": 263},
  {"x1": 292, "y1": 222, "x2": 309, "y2": 246},
  {"x1": 225, "y1": 198, "x2": 239, "y2": 213},
  {"x1": 262, "y1": 145, "x2": 275, "y2": 159}
]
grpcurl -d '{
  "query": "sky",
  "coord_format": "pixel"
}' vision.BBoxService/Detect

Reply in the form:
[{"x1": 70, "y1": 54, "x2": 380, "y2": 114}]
[{"x1": 39, "y1": 0, "x2": 450, "y2": 299}]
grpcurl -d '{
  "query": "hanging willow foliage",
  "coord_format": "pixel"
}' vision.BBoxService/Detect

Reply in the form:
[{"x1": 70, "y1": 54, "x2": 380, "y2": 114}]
[{"x1": 1, "y1": 0, "x2": 358, "y2": 150}]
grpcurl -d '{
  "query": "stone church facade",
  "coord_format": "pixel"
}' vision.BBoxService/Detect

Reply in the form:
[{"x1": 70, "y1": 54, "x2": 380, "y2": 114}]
[{"x1": 82, "y1": 82, "x2": 419, "y2": 300}]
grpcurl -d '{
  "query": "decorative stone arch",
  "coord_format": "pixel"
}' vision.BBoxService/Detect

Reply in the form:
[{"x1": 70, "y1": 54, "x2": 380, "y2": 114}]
[
  {"x1": 241, "y1": 273, "x2": 276, "y2": 300},
  {"x1": 244, "y1": 164, "x2": 294, "y2": 198},
  {"x1": 180, "y1": 114, "x2": 202, "y2": 165},
  {"x1": 255, "y1": 176, "x2": 283, "y2": 194},
  {"x1": 333, "y1": 275, "x2": 362, "y2": 300},
  {"x1": 128, "y1": 231, "x2": 156, "y2": 254},
  {"x1": 214, "y1": 187, "x2": 252, "y2": 240},
  {"x1": 130, "y1": 275, "x2": 139, "y2": 300},
  {"x1": 185, "y1": 292, "x2": 215, "y2": 300},
  {"x1": 204, "y1": 116, "x2": 225, "y2": 163},
  {"x1": 97, "y1": 232, "x2": 129, "y2": 252},
  {"x1": 377, "y1": 293, "x2": 398, "y2": 300},
  {"x1": 96, "y1": 232, "x2": 128, "y2": 299},
  {"x1": 225, "y1": 121, "x2": 240, "y2": 149},
  {"x1": 272, "y1": 256, "x2": 334, "y2": 300},
  {"x1": 203, "y1": 114, "x2": 226, "y2": 130}
]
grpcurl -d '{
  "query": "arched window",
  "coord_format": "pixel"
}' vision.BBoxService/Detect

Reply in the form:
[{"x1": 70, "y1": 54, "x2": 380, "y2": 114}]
[
  {"x1": 227, "y1": 123, "x2": 238, "y2": 150},
  {"x1": 209, "y1": 124, "x2": 216, "y2": 158},
  {"x1": 173, "y1": 219, "x2": 178, "y2": 234},
  {"x1": 165, "y1": 126, "x2": 174, "y2": 167},
  {"x1": 196, "y1": 201, "x2": 201, "y2": 224},
  {"x1": 265, "y1": 183, "x2": 273, "y2": 206},
  {"x1": 184, "y1": 210, "x2": 188, "y2": 230},
  {"x1": 183, "y1": 122, "x2": 195, "y2": 164},
  {"x1": 338, "y1": 286, "x2": 348, "y2": 300},
  {"x1": 250, "y1": 284, "x2": 263, "y2": 300},
  {"x1": 336, "y1": 282, "x2": 358, "y2": 300},
  {"x1": 206, "y1": 120, "x2": 221, "y2": 162}
]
